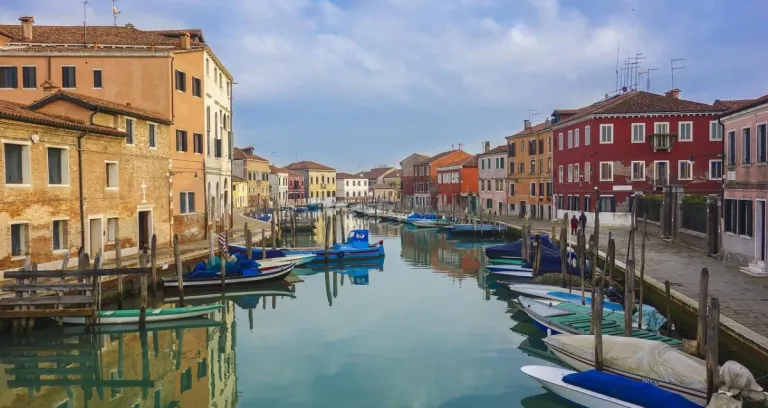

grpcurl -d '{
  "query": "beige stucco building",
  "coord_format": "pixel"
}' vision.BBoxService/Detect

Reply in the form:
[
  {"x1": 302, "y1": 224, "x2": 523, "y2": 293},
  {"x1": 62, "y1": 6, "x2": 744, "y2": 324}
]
[
  {"x1": 234, "y1": 147, "x2": 271, "y2": 208},
  {"x1": 286, "y1": 161, "x2": 337, "y2": 205}
]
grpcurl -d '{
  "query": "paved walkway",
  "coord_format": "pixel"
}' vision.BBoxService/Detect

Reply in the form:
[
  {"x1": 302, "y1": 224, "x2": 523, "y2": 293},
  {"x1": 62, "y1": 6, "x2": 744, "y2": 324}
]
[{"x1": 486, "y1": 215, "x2": 768, "y2": 356}]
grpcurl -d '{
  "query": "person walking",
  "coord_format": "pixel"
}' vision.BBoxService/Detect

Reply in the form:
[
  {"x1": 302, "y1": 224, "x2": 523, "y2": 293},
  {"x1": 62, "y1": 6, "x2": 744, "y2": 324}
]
[
  {"x1": 579, "y1": 211, "x2": 587, "y2": 233},
  {"x1": 570, "y1": 214, "x2": 579, "y2": 236}
]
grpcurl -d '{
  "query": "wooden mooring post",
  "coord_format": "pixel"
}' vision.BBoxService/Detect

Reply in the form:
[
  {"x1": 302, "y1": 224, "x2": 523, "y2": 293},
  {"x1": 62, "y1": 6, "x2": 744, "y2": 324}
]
[
  {"x1": 560, "y1": 214, "x2": 568, "y2": 289},
  {"x1": 706, "y1": 297, "x2": 720, "y2": 403},
  {"x1": 593, "y1": 282, "x2": 604, "y2": 371},
  {"x1": 261, "y1": 230, "x2": 267, "y2": 260},
  {"x1": 115, "y1": 222, "x2": 123, "y2": 300},
  {"x1": 697, "y1": 267, "x2": 710, "y2": 358},
  {"x1": 220, "y1": 230, "x2": 228, "y2": 291},
  {"x1": 591, "y1": 194, "x2": 601, "y2": 310},
  {"x1": 173, "y1": 234, "x2": 185, "y2": 307},
  {"x1": 531, "y1": 235, "x2": 541, "y2": 279},
  {"x1": 245, "y1": 228, "x2": 253, "y2": 260},
  {"x1": 150, "y1": 234, "x2": 158, "y2": 293},
  {"x1": 139, "y1": 249, "x2": 148, "y2": 330},
  {"x1": 324, "y1": 215, "x2": 331, "y2": 263},
  {"x1": 332, "y1": 213, "x2": 338, "y2": 246},
  {"x1": 637, "y1": 216, "x2": 647, "y2": 329},
  {"x1": 340, "y1": 210, "x2": 346, "y2": 243},
  {"x1": 271, "y1": 212, "x2": 276, "y2": 250},
  {"x1": 665, "y1": 280, "x2": 673, "y2": 334}
]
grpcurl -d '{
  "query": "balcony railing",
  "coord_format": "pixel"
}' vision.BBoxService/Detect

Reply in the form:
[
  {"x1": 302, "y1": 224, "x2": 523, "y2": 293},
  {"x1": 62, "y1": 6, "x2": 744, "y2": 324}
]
[{"x1": 651, "y1": 133, "x2": 675, "y2": 152}]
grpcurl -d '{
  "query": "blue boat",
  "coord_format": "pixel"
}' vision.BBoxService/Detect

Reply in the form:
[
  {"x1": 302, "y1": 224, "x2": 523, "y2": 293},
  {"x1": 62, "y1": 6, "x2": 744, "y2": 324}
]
[
  {"x1": 306, "y1": 203, "x2": 322, "y2": 211},
  {"x1": 446, "y1": 223, "x2": 506, "y2": 236},
  {"x1": 238, "y1": 229, "x2": 383, "y2": 263},
  {"x1": 485, "y1": 235, "x2": 559, "y2": 259},
  {"x1": 162, "y1": 256, "x2": 295, "y2": 288}
]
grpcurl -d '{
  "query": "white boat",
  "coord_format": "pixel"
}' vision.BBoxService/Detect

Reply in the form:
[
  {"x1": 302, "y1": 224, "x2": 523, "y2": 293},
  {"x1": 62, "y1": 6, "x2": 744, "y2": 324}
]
[
  {"x1": 257, "y1": 253, "x2": 315, "y2": 267},
  {"x1": 521, "y1": 365, "x2": 643, "y2": 407},
  {"x1": 60, "y1": 304, "x2": 223, "y2": 325},
  {"x1": 411, "y1": 220, "x2": 439, "y2": 228},
  {"x1": 508, "y1": 283, "x2": 624, "y2": 312},
  {"x1": 485, "y1": 264, "x2": 533, "y2": 278}
]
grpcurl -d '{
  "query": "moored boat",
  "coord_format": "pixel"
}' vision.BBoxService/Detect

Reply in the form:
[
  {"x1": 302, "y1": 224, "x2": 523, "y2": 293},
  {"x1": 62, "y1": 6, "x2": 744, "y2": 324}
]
[
  {"x1": 162, "y1": 259, "x2": 295, "y2": 288},
  {"x1": 60, "y1": 304, "x2": 223, "y2": 325},
  {"x1": 509, "y1": 283, "x2": 623, "y2": 311},
  {"x1": 279, "y1": 229, "x2": 385, "y2": 262}
]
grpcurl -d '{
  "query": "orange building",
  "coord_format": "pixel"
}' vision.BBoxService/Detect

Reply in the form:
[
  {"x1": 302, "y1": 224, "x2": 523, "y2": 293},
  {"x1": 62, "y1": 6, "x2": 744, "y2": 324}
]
[
  {"x1": 0, "y1": 17, "x2": 232, "y2": 242},
  {"x1": 506, "y1": 119, "x2": 554, "y2": 220},
  {"x1": 436, "y1": 155, "x2": 478, "y2": 213},
  {"x1": 412, "y1": 149, "x2": 471, "y2": 211}
]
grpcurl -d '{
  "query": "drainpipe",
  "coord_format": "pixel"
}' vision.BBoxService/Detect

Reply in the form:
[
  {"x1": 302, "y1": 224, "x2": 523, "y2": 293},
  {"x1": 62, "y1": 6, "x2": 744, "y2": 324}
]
[{"x1": 77, "y1": 109, "x2": 99, "y2": 248}]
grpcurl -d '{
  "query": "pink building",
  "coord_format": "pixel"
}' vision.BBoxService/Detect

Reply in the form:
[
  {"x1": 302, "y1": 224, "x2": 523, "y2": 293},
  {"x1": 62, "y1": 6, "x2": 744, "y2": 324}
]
[
  {"x1": 477, "y1": 143, "x2": 509, "y2": 215},
  {"x1": 720, "y1": 95, "x2": 768, "y2": 275}
]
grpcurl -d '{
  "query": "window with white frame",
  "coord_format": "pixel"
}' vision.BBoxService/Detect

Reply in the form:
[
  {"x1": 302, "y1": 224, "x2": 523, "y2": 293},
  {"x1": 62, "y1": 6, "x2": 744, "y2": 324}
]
[
  {"x1": 52, "y1": 219, "x2": 68, "y2": 251},
  {"x1": 585, "y1": 125, "x2": 591, "y2": 145},
  {"x1": 584, "y1": 162, "x2": 591, "y2": 182},
  {"x1": 567, "y1": 164, "x2": 573, "y2": 182},
  {"x1": 180, "y1": 192, "x2": 195, "y2": 214},
  {"x1": 574, "y1": 128, "x2": 580, "y2": 147},
  {"x1": 558, "y1": 133, "x2": 563, "y2": 150},
  {"x1": 631, "y1": 123, "x2": 645, "y2": 143},
  {"x1": 148, "y1": 123, "x2": 157, "y2": 148},
  {"x1": 599, "y1": 161, "x2": 613, "y2": 181},
  {"x1": 678, "y1": 160, "x2": 693, "y2": 180},
  {"x1": 105, "y1": 161, "x2": 119, "y2": 188},
  {"x1": 558, "y1": 165, "x2": 563, "y2": 183},
  {"x1": 654, "y1": 122, "x2": 669, "y2": 134},
  {"x1": 10, "y1": 222, "x2": 29, "y2": 257},
  {"x1": 631, "y1": 161, "x2": 645, "y2": 181},
  {"x1": 47, "y1": 147, "x2": 69, "y2": 185},
  {"x1": 678, "y1": 121, "x2": 693, "y2": 141},
  {"x1": 709, "y1": 160, "x2": 723, "y2": 180},
  {"x1": 567, "y1": 130, "x2": 573, "y2": 148},
  {"x1": 574, "y1": 163, "x2": 580, "y2": 182},
  {"x1": 107, "y1": 217, "x2": 118, "y2": 242},
  {"x1": 4, "y1": 141, "x2": 31, "y2": 185},
  {"x1": 710, "y1": 121, "x2": 723, "y2": 141},
  {"x1": 600, "y1": 124, "x2": 613, "y2": 144},
  {"x1": 743, "y1": 127, "x2": 752, "y2": 164}
]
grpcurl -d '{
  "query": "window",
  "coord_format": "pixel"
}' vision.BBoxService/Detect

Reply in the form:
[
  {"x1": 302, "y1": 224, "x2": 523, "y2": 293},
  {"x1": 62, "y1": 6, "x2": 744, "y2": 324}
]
[
  {"x1": 547, "y1": 182, "x2": 552, "y2": 197},
  {"x1": 567, "y1": 164, "x2": 573, "y2": 182},
  {"x1": 105, "y1": 162, "x2": 119, "y2": 188},
  {"x1": 599, "y1": 124, "x2": 613, "y2": 144},
  {"x1": 4, "y1": 142, "x2": 30, "y2": 185},
  {"x1": 585, "y1": 162, "x2": 591, "y2": 182},
  {"x1": 509, "y1": 183, "x2": 515, "y2": 195},
  {"x1": 499, "y1": 157, "x2": 504, "y2": 169},
  {"x1": 728, "y1": 131, "x2": 736, "y2": 166},
  {"x1": 743, "y1": 127, "x2": 751, "y2": 164},
  {"x1": 631, "y1": 161, "x2": 645, "y2": 181},
  {"x1": 206, "y1": 58, "x2": 210, "y2": 76},
  {"x1": 219, "y1": 73, "x2": 223, "y2": 89},
  {"x1": 558, "y1": 165, "x2": 563, "y2": 183},
  {"x1": 654, "y1": 122, "x2": 669, "y2": 135},
  {"x1": 539, "y1": 158, "x2": 543, "y2": 174},
  {"x1": 125, "y1": 118, "x2": 135, "y2": 145},
  {"x1": 22, "y1": 66, "x2": 36, "y2": 89},
  {"x1": 107, "y1": 217, "x2": 118, "y2": 242},
  {"x1": 0, "y1": 66, "x2": 18, "y2": 88},
  {"x1": 192, "y1": 77, "x2": 202, "y2": 97},
  {"x1": 574, "y1": 128, "x2": 580, "y2": 147},
  {"x1": 62, "y1": 66, "x2": 76, "y2": 88},
  {"x1": 47, "y1": 147, "x2": 69, "y2": 185},
  {"x1": 599, "y1": 161, "x2": 613, "y2": 181},
  {"x1": 574, "y1": 164, "x2": 580, "y2": 182},
  {"x1": 758, "y1": 124, "x2": 767, "y2": 163},
  {"x1": 530, "y1": 159, "x2": 535, "y2": 173},
  {"x1": 193, "y1": 133, "x2": 203, "y2": 154},
  {"x1": 724, "y1": 199, "x2": 737, "y2": 233},
  {"x1": 176, "y1": 130, "x2": 188, "y2": 152},
  {"x1": 567, "y1": 130, "x2": 573, "y2": 148},
  {"x1": 584, "y1": 125, "x2": 591, "y2": 145},
  {"x1": 52, "y1": 219, "x2": 68, "y2": 251},
  {"x1": 480, "y1": 158, "x2": 485, "y2": 169},
  {"x1": 709, "y1": 160, "x2": 722, "y2": 180},
  {"x1": 631, "y1": 123, "x2": 645, "y2": 143},
  {"x1": 518, "y1": 163, "x2": 524, "y2": 173},
  {"x1": 548, "y1": 158, "x2": 552, "y2": 171},
  {"x1": 678, "y1": 160, "x2": 693, "y2": 180},
  {"x1": 206, "y1": 106, "x2": 211, "y2": 155},
  {"x1": 530, "y1": 182, "x2": 536, "y2": 197},
  {"x1": 558, "y1": 133, "x2": 563, "y2": 150},
  {"x1": 598, "y1": 196, "x2": 616, "y2": 212},
  {"x1": 175, "y1": 70, "x2": 187, "y2": 92},
  {"x1": 678, "y1": 121, "x2": 692, "y2": 142},
  {"x1": 710, "y1": 121, "x2": 723, "y2": 141},
  {"x1": 148, "y1": 123, "x2": 157, "y2": 148},
  {"x1": 738, "y1": 199, "x2": 753, "y2": 237},
  {"x1": 10, "y1": 223, "x2": 29, "y2": 257},
  {"x1": 93, "y1": 69, "x2": 102, "y2": 88},
  {"x1": 180, "y1": 192, "x2": 196, "y2": 214}
]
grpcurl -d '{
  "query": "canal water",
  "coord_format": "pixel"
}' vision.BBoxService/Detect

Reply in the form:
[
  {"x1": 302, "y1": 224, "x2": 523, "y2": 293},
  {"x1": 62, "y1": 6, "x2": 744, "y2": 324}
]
[{"x1": 0, "y1": 216, "x2": 572, "y2": 408}]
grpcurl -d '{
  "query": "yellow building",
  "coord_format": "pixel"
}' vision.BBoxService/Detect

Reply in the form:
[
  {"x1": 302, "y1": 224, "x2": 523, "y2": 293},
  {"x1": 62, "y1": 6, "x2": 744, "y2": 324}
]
[
  {"x1": 506, "y1": 119, "x2": 554, "y2": 220},
  {"x1": 234, "y1": 147, "x2": 271, "y2": 208},
  {"x1": 232, "y1": 175, "x2": 248, "y2": 213},
  {"x1": 285, "y1": 161, "x2": 337, "y2": 204}
]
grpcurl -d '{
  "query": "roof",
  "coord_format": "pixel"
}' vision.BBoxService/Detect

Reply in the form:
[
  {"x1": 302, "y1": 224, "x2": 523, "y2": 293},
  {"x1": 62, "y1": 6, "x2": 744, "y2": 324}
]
[
  {"x1": 336, "y1": 172, "x2": 366, "y2": 179},
  {"x1": 478, "y1": 145, "x2": 508, "y2": 156},
  {"x1": 399, "y1": 153, "x2": 429, "y2": 165},
  {"x1": 360, "y1": 167, "x2": 395, "y2": 179},
  {"x1": 285, "y1": 160, "x2": 335, "y2": 171},
  {"x1": 233, "y1": 147, "x2": 268, "y2": 162},
  {"x1": 554, "y1": 91, "x2": 722, "y2": 128},
  {"x1": 269, "y1": 165, "x2": 288, "y2": 174},
  {"x1": 507, "y1": 120, "x2": 551, "y2": 139},
  {"x1": 713, "y1": 99, "x2": 756, "y2": 111},
  {"x1": 384, "y1": 169, "x2": 401, "y2": 178},
  {"x1": 0, "y1": 21, "x2": 204, "y2": 48},
  {"x1": 716, "y1": 95, "x2": 768, "y2": 118},
  {"x1": 232, "y1": 175, "x2": 246, "y2": 183},
  {"x1": 285, "y1": 169, "x2": 303, "y2": 178},
  {"x1": 421, "y1": 149, "x2": 466, "y2": 165},
  {"x1": 438, "y1": 155, "x2": 478, "y2": 169},
  {"x1": 29, "y1": 90, "x2": 171, "y2": 124},
  {"x1": 0, "y1": 99, "x2": 125, "y2": 137}
]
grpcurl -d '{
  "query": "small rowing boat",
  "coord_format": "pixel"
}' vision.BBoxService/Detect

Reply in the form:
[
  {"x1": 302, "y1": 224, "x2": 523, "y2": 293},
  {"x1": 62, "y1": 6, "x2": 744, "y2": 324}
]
[
  {"x1": 59, "y1": 304, "x2": 223, "y2": 325},
  {"x1": 508, "y1": 283, "x2": 623, "y2": 311},
  {"x1": 162, "y1": 260, "x2": 295, "y2": 288}
]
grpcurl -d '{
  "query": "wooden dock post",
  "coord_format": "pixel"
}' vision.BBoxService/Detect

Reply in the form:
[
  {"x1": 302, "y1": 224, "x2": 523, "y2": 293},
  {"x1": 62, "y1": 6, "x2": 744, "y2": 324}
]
[
  {"x1": 292, "y1": 211, "x2": 297, "y2": 247},
  {"x1": 560, "y1": 215, "x2": 568, "y2": 289},
  {"x1": 271, "y1": 212, "x2": 276, "y2": 250},
  {"x1": 340, "y1": 210, "x2": 346, "y2": 244},
  {"x1": 332, "y1": 213, "x2": 337, "y2": 246},
  {"x1": 150, "y1": 234, "x2": 157, "y2": 293},
  {"x1": 624, "y1": 244, "x2": 635, "y2": 337},
  {"x1": 173, "y1": 234, "x2": 185, "y2": 307},
  {"x1": 324, "y1": 215, "x2": 331, "y2": 263},
  {"x1": 593, "y1": 282, "x2": 604, "y2": 371},
  {"x1": 591, "y1": 194, "x2": 601, "y2": 309},
  {"x1": 245, "y1": 229, "x2": 253, "y2": 260},
  {"x1": 665, "y1": 280, "x2": 673, "y2": 333},
  {"x1": 697, "y1": 267, "x2": 710, "y2": 358},
  {"x1": 638, "y1": 216, "x2": 647, "y2": 329},
  {"x1": 56, "y1": 252, "x2": 71, "y2": 325},
  {"x1": 532, "y1": 235, "x2": 541, "y2": 279},
  {"x1": 139, "y1": 250, "x2": 148, "y2": 330},
  {"x1": 209, "y1": 231, "x2": 215, "y2": 266},
  {"x1": 220, "y1": 230, "x2": 227, "y2": 291},
  {"x1": 706, "y1": 297, "x2": 720, "y2": 403},
  {"x1": 115, "y1": 222, "x2": 123, "y2": 300},
  {"x1": 606, "y1": 232, "x2": 614, "y2": 284},
  {"x1": 261, "y1": 230, "x2": 267, "y2": 259}
]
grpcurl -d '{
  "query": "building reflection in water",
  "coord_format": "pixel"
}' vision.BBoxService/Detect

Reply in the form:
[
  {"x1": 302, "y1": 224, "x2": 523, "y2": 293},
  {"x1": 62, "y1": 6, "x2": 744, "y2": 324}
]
[{"x1": 0, "y1": 301, "x2": 238, "y2": 408}]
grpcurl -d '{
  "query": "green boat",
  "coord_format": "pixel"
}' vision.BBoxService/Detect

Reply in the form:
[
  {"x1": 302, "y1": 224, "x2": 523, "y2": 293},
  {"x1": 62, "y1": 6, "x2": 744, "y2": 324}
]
[
  {"x1": 58, "y1": 304, "x2": 223, "y2": 325},
  {"x1": 488, "y1": 258, "x2": 526, "y2": 265}
]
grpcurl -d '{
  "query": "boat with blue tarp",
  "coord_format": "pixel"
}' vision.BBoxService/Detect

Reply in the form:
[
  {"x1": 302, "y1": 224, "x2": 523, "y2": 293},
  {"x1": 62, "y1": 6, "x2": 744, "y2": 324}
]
[
  {"x1": 250, "y1": 229, "x2": 385, "y2": 263},
  {"x1": 485, "y1": 234, "x2": 559, "y2": 260},
  {"x1": 162, "y1": 256, "x2": 295, "y2": 288}
]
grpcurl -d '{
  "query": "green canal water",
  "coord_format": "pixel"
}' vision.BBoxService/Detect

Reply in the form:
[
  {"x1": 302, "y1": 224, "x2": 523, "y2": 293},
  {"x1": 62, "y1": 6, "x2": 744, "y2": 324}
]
[{"x1": 0, "y1": 217, "x2": 572, "y2": 408}]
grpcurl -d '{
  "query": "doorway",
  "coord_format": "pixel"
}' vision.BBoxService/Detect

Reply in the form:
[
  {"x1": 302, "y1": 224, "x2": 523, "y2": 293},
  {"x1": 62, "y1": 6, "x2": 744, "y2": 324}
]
[
  {"x1": 654, "y1": 161, "x2": 669, "y2": 186},
  {"x1": 89, "y1": 218, "x2": 103, "y2": 257},
  {"x1": 138, "y1": 210, "x2": 152, "y2": 250},
  {"x1": 757, "y1": 200, "x2": 766, "y2": 262}
]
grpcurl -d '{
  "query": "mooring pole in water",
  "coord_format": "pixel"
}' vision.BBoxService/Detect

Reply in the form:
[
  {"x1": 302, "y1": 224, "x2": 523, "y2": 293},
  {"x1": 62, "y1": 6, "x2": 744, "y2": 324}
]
[
  {"x1": 706, "y1": 297, "x2": 720, "y2": 403},
  {"x1": 591, "y1": 191, "x2": 601, "y2": 311},
  {"x1": 638, "y1": 214, "x2": 648, "y2": 329},
  {"x1": 697, "y1": 267, "x2": 710, "y2": 358},
  {"x1": 173, "y1": 234, "x2": 185, "y2": 307},
  {"x1": 245, "y1": 229, "x2": 253, "y2": 261},
  {"x1": 261, "y1": 230, "x2": 267, "y2": 260},
  {"x1": 324, "y1": 215, "x2": 331, "y2": 263},
  {"x1": 665, "y1": 280, "x2": 673, "y2": 333},
  {"x1": 332, "y1": 213, "x2": 337, "y2": 246},
  {"x1": 139, "y1": 250, "x2": 148, "y2": 330},
  {"x1": 593, "y1": 283, "x2": 604, "y2": 371}
]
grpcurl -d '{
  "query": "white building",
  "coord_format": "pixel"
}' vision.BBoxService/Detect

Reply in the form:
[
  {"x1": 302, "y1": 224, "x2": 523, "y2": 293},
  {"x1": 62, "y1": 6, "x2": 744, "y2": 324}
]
[
  {"x1": 336, "y1": 173, "x2": 369, "y2": 202},
  {"x1": 269, "y1": 165, "x2": 289, "y2": 207},
  {"x1": 203, "y1": 49, "x2": 233, "y2": 223}
]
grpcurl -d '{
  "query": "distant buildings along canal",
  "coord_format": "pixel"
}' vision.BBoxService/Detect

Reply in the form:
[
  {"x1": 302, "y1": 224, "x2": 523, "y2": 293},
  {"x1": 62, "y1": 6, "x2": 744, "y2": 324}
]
[
  {"x1": 285, "y1": 160, "x2": 337, "y2": 205},
  {"x1": 400, "y1": 153, "x2": 429, "y2": 210},
  {"x1": 413, "y1": 149, "x2": 471, "y2": 211},
  {"x1": 506, "y1": 119, "x2": 554, "y2": 220},
  {"x1": 477, "y1": 143, "x2": 509, "y2": 216},
  {"x1": 436, "y1": 155, "x2": 478, "y2": 214},
  {"x1": 336, "y1": 172, "x2": 369, "y2": 203}
]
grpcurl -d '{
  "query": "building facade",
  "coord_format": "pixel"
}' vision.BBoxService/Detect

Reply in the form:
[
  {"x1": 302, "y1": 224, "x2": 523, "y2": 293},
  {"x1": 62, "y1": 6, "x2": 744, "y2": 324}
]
[
  {"x1": 232, "y1": 175, "x2": 248, "y2": 213},
  {"x1": 553, "y1": 89, "x2": 724, "y2": 226},
  {"x1": 400, "y1": 153, "x2": 429, "y2": 209},
  {"x1": 286, "y1": 170, "x2": 305, "y2": 205},
  {"x1": 268, "y1": 165, "x2": 289, "y2": 207},
  {"x1": 477, "y1": 143, "x2": 509, "y2": 215},
  {"x1": 436, "y1": 156, "x2": 478, "y2": 213},
  {"x1": 234, "y1": 147, "x2": 270, "y2": 208},
  {"x1": 336, "y1": 172, "x2": 368, "y2": 202},
  {"x1": 285, "y1": 161, "x2": 336, "y2": 205},
  {"x1": 372, "y1": 184, "x2": 397, "y2": 202},
  {"x1": 0, "y1": 93, "x2": 171, "y2": 270},
  {"x1": 413, "y1": 150, "x2": 471, "y2": 211},
  {"x1": 720, "y1": 95, "x2": 768, "y2": 275},
  {"x1": 507, "y1": 119, "x2": 554, "y2": 220}
]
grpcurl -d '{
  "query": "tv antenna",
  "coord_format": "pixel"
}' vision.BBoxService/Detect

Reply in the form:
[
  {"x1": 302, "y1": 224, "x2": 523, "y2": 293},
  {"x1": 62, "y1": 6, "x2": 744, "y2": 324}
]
[
  {"x1": 82, "y1": 0, "x2": 88, "y2": 47},
  {"x1": 642, "y1": 68, "x2": 659, "y2": 91},
  {"x1": 671, "y1": 58, "x2": 686, "y2": 89},
  {"x1": 112, "y1": 0, "x2": 122, "y2": 26},
  {"x1": 528, "y1": 109, "x2": 539, "y2": 122},
  {"x1": 630, "y1": 53, "x2": 645, "y2": 90}
]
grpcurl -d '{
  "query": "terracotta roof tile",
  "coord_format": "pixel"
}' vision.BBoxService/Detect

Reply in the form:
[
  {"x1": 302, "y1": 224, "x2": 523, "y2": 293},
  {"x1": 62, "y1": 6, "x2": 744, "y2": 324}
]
[
  {"x1": 0, "y1": 23, "x2": 204, "y2": 47},
  {"x1": 336, "y1": 172, "x2": 366, "y2": 179},
  {"x1": 423, "y1": 149, "x2": 466, "y2": 164},
  {"x1": 234, "y1": 147, "x2": 268, "y2": 162},
  {"x1": 384, "y1": 169, "x2": 401, "y2": 178},
  {"x1": 285, "y1": 160, "x2": 335, "y2": 171},
  {"x1": 714, "y1": 98, "x2": 758, "y2": 111},
  {"x1": 718, "y1": 94, "x2": 768, "y2": 118},
  {"x1": 360, "y1": 167, "x2": 395, "y2": 179},
  {"x1": 478, "y1": 145, "x2": 508, "y2": 156},
  {"x1": 439, "y1": 155, "x2": 478, "y2": 169},
  {"x1": 269, "y1": 165, "x2": 288, "y2": 174},
  {"x1": 29, "y1": 90, "x2": 170, "y2": 124},
  {"x1": 507, "y1": 120, "x2": 551, "y2": 138},
  {"x1": 0, "y1": 99, "x2": 125, "y2": 137}
]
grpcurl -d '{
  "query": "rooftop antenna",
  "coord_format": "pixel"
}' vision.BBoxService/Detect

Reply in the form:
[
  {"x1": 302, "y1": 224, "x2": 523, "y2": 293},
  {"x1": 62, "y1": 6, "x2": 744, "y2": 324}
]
[
  {"x1": 632, "y1": 53, "x2": 645, "y2": 90},
  {"x1": 671, "y1": 58, "x2": 686, "y2": 89},
  {"x1": 458, "y1": 143, "x2": 463, "y2": 150},
  {"x1": 528, "y1": 109, "x2": 539, "y2": 122},
  {"x1": 614, "y1": 41, "x2": 620, "y2": 92},
  {"x1": 645, "y1": 67, "x2": 659, "y2": 91},
  {"x1": 112, "y1": 0, "x2": 122, "y2": 27},
  {"x1": 82, "y1": 0, "x2": 88, "y2": 47}
]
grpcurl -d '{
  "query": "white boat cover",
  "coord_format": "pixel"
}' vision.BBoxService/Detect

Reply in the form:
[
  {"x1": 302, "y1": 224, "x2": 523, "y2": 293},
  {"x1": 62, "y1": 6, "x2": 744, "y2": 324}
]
[
  {"x1": 707, "y1": 393, "x2": 741, "y2": 408},
  {"x1": 545, "y1": 335, "x2": 707, "y2": 391},
  {"x1": 717, "y1": 360, "x2": 767, "y2": 404}
]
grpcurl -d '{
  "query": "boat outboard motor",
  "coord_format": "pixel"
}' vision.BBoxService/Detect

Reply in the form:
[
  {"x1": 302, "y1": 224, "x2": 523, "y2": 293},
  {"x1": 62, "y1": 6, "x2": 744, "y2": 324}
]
[{"x1": 606, "y1": 286, "x2": 624, "y2": 303}]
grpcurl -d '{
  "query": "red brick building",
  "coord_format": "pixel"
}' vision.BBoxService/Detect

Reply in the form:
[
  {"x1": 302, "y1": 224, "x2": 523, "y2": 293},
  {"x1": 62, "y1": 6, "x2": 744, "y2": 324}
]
[
  {"x1": 552, "y1": 89, "x2": 724, "y2": 225},
  {"x1": 436, "y1": 155, "x2": 478, "y2": 213},
  {"x1": 413, "y1": 149, "x2": 471, "y2": 211}
]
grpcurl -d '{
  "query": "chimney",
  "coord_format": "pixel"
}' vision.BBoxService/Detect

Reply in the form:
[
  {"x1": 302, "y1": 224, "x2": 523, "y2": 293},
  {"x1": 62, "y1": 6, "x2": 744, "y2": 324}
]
[
  {"x1": 665, "y1": 88, "x2": 681, "y2": 99},
  {"x1": 125, "y1": 23, "x2": 134, "y2": 29},
  {"x1": 524, "y1": 119, "x2": 531, "y2": 129},
  {"x1": 180, "y1": 32, "x2": 191, "y2": 50},
  {"x1": 483, "y1": 141, "x2": 490, "y2": 153},
  {"x1": 19, "y1": 16, "x2": 34, "y2": 41},
  {"x1": 544, "y1": 118, "x2": 551, "y2": 125}
]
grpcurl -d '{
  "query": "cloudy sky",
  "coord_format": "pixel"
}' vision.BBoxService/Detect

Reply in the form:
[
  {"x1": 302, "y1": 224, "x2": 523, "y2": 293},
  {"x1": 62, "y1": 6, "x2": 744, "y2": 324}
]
[{"x1": 2, "y1": 0, "x2": 767, "y2": 171}]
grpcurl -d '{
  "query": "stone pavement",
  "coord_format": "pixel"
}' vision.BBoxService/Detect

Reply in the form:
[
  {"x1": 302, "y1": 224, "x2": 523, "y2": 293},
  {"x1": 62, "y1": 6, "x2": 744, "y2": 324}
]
[{"x1": 489, "y1": 215, "x2": 768, "y2": 356}]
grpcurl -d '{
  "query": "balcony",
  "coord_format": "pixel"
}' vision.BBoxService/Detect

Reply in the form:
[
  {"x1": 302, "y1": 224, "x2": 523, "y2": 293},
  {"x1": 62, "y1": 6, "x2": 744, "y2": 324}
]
[
  {"x1": 651, "y1": 133, "x2": 675, "y2": 152},
  {"x1": 214, "y1": 139, "x2": 222, "y2": 158}
]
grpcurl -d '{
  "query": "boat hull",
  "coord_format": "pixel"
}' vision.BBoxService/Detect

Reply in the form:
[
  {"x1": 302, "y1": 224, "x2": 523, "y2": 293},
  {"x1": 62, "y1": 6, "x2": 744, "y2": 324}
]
[
  {"x1": 60, "y1": 305, "x2": 222, "y2": 325},
  {"x1": 282, "y1": 245, "x2": 384, "y2": 263},
  {"x1": 162, "y1": 263, "x2": 295, "y2": 288},
  {"x1": 508, "y1": 284, "x2": 624, "y2": 312},
  {"x1": 521, "y1": 366, "x2": 641, "y2": 408}
]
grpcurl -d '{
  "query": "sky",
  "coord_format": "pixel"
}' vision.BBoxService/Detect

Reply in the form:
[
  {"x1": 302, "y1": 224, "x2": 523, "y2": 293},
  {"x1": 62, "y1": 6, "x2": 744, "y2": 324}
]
[{"x1": 2, "y1": 0, "x2": 767, "y2": 172}]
